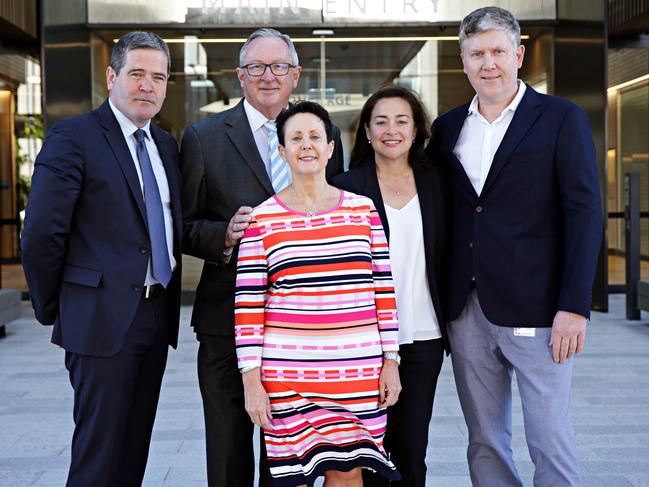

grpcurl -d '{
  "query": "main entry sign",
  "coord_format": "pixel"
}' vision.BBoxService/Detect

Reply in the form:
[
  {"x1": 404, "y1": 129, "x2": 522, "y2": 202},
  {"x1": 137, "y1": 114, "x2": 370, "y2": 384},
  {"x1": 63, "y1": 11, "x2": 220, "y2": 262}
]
[{"x1": 87, "y1": 0, "x2": 555, "y2": 25}]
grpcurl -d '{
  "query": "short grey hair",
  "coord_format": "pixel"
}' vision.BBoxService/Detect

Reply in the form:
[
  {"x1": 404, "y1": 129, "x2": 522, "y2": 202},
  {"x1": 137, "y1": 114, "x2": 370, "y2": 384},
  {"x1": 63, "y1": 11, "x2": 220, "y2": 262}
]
[
  {"x1": 110, "y1": 31, "x2": 171, "y2": 75},
  {"x1": 239, "y1": 28, "x2": 299, "y2": 67},
  {"x1": 459, "y1": 6, "x2": 521, "y2": 51}
]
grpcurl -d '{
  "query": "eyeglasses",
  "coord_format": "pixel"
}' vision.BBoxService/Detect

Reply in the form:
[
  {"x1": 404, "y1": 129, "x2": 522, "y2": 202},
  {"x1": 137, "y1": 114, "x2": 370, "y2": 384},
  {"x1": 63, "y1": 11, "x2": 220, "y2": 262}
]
[{"x1": 240, "y1": 63, "x2": 295, "y2": 77}]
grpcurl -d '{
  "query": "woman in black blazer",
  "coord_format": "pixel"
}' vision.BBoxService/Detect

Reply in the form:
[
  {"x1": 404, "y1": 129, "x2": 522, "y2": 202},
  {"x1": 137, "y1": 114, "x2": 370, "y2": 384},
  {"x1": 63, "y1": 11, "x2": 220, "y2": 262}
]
[{"x1": 333, "y1": 85, "x2": 448, "y2": 487}]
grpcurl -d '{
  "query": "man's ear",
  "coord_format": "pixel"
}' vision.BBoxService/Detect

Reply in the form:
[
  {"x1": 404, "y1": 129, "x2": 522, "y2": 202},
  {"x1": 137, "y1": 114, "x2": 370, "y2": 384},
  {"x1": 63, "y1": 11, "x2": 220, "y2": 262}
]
[
  {"x1": 106, "y1": 66, "x2": 116, "y2": 91},
  {"x1": 516, "y1": 44, "x2": 525, "y2": 69},
  {"x1": 292, "y1": 66, "x2": 302, "y2": 89}
]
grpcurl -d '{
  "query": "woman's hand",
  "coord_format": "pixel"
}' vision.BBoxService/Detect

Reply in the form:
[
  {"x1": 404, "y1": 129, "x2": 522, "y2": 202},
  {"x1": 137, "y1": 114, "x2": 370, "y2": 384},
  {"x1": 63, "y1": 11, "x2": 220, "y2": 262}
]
[
  {"x1": 242, "y1": 368, "x2": 273, "y2": 429},
  {"x1": 378, "y1": 360, "x2": 401, "y2": 408}
]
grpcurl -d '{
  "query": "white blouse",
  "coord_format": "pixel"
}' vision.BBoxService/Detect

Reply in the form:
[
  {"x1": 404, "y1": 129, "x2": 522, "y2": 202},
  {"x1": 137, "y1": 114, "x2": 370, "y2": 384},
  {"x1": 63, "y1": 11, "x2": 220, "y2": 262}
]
[{"x1": 385, "y1": 195, "x2": 442, "y2": 345}]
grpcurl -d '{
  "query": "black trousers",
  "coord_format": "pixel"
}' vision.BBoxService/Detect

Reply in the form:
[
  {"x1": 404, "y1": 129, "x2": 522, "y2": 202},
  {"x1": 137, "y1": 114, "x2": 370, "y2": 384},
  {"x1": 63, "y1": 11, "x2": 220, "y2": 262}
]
[
  {"x1": 65, "y1": 292, "x2": 170, "y2": 487},
  {"x1": 363, "y1": 339, "x2": 445, "y2": 487},
  {"x1": 197, "y1": 333, "x2": 273, "y2": 487}
]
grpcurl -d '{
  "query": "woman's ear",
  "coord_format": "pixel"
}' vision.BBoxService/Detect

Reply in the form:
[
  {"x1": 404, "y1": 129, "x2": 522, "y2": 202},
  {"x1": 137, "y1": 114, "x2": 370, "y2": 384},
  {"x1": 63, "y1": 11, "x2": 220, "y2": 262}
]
[{"x1": 278, "y1": 144, "x2": 288, "y2": 162}]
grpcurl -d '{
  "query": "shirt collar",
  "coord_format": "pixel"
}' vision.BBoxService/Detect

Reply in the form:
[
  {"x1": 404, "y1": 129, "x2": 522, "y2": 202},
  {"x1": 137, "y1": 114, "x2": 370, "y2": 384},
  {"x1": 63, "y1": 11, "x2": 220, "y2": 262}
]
[
  {"x1": 108, "y1": 98, "x2": 152, "y2": 140},
  {"x1": 243, "y1": 98, "x2": 270, "y2": 132},
  {"x1": 467, "y1": 80, "x2": 527, "y2": 120}
]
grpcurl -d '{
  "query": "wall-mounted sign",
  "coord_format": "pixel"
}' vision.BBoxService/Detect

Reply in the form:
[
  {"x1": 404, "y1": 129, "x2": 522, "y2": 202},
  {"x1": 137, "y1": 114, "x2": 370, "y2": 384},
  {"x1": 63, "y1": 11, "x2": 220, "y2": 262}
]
[{"x1": 87, "y1": 0, "x2": 556, "y2": 25}]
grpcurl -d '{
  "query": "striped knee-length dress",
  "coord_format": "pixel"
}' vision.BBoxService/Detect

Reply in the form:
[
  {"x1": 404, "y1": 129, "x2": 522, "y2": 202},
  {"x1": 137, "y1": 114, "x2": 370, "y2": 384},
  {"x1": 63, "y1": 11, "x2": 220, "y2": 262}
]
[{"x1": 234, "y1": 190, "x2": 400, "y2": 486}]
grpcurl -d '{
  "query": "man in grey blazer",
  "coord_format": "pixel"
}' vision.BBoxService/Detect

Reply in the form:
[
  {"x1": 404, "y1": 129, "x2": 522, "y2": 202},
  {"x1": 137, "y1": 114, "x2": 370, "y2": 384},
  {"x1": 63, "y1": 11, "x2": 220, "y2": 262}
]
[{"x1": 180, "y1": 28, "x2": 344, "y2": 486}]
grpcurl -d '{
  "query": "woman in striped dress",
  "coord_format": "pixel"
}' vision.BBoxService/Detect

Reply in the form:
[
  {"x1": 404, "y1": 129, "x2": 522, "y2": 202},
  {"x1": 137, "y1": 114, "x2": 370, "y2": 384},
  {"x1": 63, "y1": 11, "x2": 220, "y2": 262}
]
[{"x1": 235, "y1": 101, "x2": 401, "y2": 486}]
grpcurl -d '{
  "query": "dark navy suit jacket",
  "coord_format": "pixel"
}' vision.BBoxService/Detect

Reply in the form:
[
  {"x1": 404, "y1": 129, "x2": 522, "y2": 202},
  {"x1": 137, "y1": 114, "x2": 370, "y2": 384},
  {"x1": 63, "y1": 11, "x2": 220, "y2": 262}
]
[
  {"x1": 332, "y1": 159, "x2": 450, "y2": 352},
  {"x1": 426, "y1": 85, "x2": 603, "y2": 326},
  {"x1": 21, "y1": 100, "x2": 182, "y2": 356}
]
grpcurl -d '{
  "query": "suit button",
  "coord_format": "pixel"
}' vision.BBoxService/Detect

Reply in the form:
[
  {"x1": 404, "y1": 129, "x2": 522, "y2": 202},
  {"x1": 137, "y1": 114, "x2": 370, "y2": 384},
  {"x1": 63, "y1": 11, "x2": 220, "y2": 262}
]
[
  {"x1": 469, "y1": 242, "x2": 473, "y2": 248},
  {"x1": 476, "y1": 206, "x2": 483, "y2": 213},
  {"x1": 139, "y1": 247, "x2": 149, "y2": 254},
  {"x1": 132, "y1": 284, "x2": 142, "y2": 292}
]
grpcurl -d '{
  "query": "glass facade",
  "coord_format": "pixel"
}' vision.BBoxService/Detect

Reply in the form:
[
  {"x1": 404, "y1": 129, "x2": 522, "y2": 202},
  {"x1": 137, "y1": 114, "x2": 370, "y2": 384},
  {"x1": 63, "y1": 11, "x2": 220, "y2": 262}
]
[
  {"x1": 607, "y1": 61, "x2": 649, "y2": 286},
  {"x1": 606, "y1": 1, "x2": 649, "y2": 294},
  {"x1": 34, "y1": 0, "x2": 611, "y2": 302},
  {"x1": 0, "y1": 57, "x2": 41, "y2": 291},
  {"x1": 85, "y1": 26, "x2": 554, "y2": 165},
  {"x1": 84, "y1": 27, "x2": 554, "y2": 290}
]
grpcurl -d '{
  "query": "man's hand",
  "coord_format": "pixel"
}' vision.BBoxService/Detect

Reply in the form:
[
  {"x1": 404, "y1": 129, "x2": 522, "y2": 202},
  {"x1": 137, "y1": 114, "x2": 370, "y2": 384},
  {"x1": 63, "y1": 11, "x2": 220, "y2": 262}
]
[
  {"x1": 225, "y1": 206, "x2": 253, "y2": 249},
  {"x1": 549, "y1": 310, "x2": 587, "y2": 364},
  {"x1": 378, "y1": 360, "x2": 401, "y2": 408}
]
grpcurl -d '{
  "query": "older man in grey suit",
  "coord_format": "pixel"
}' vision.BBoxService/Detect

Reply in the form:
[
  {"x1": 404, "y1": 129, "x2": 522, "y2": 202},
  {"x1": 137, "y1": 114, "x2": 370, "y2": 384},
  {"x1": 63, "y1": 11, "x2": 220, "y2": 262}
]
[{"x1": 180, "y1": 28, "x2": 344, "y2": 486}]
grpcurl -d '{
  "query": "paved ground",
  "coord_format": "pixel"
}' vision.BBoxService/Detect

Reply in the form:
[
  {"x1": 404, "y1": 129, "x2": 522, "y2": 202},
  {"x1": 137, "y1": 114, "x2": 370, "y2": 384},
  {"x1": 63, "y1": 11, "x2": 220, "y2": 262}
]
[{"x1": 1, "y1": 295, "x2": 649, "y2": 486}]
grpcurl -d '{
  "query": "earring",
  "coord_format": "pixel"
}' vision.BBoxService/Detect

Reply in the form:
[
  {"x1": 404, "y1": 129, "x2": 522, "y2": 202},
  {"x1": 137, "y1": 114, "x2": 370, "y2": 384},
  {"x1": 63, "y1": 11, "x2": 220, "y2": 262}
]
[{"x1": 367, "y1": 138, "x2": 371, "y2": 143}]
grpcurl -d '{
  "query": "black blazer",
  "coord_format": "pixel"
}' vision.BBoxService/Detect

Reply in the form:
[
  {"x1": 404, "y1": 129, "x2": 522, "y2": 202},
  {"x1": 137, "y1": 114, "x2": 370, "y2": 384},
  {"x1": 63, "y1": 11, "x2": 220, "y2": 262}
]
[
  {"x1": 181, "y1": 99, "x2": 345, "y2": 335},
  {"x1": 332, "y1": 160, "x2": 449, "y2": 353},
  {"x1": 22, "y1": 100, "x2": 183, "y2": 356},
  {"x1": 426, "y1": 85, "x2": 602, "y2": 326}
]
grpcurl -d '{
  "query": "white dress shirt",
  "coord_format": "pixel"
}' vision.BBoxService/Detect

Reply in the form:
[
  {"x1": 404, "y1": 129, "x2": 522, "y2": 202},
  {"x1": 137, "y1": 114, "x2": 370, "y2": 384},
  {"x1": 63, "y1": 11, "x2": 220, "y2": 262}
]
[
  {"x1": 385, "y1": 195, "x2": 442, "y2": 344},
  {"x1": 453, "y1": 81, "x2": 527, "y2": 195},
  {"x1": 244, "y1": 99, "x2": 274, "y2": 175},
  {"x1": 109, "y1": 99, "x2": 176, "y2": 286}
]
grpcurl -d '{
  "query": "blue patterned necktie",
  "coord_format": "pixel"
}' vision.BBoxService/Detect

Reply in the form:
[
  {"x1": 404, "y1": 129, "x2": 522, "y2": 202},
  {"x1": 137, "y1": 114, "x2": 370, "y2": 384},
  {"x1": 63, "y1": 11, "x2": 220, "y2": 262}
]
[
  {"x1": 265, "y1": 120, "x2": 291, "y2": 193},
  {"x1": 134, "y1": 129, "x2": 172, "y2": 288}
]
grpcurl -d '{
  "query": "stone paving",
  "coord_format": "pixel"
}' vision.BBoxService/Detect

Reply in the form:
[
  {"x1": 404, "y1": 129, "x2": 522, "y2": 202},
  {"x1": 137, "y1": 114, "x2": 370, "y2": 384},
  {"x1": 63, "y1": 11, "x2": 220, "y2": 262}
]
[{"x1": 1, "y1": 295, "x2": 649, "y2": 486}]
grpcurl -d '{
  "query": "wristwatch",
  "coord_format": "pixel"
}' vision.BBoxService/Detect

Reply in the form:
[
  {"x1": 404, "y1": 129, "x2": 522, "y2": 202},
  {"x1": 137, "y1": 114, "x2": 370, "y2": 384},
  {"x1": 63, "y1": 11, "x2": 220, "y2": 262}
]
[
  {"x1": 239, "y1": 365, "x2": 258, "y2": 375},
  {"x1": 383, "y1": 352, "x2": 401, "y2": 366}
]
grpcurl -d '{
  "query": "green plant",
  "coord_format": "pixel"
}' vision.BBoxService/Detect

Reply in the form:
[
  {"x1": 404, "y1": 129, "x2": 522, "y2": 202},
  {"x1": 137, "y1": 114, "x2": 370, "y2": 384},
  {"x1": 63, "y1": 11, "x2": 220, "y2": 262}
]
[{"x1": 15, "y1": 114, "x2": 43, "y2": 215}]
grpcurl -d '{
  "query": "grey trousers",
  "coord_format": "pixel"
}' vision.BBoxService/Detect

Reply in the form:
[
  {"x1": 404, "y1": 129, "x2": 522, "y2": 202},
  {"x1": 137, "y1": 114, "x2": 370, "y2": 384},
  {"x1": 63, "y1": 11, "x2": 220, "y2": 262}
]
[{"x1": 448, "y1": 291, "x2": 580, "y2": 487}]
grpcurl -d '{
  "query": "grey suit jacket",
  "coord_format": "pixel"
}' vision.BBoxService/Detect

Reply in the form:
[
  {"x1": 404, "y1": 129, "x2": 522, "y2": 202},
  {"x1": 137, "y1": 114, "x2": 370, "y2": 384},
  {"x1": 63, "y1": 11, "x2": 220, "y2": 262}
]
[{"x1": 180, "y1": 99, "x2": 345, "y2": 335}]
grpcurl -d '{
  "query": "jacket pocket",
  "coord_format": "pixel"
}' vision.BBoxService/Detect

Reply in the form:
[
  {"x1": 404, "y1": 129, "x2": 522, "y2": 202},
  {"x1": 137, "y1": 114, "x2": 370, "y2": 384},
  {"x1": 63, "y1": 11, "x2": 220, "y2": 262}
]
[{"x1": 62, "y1": 264, "x2": 102, "y2": 287}]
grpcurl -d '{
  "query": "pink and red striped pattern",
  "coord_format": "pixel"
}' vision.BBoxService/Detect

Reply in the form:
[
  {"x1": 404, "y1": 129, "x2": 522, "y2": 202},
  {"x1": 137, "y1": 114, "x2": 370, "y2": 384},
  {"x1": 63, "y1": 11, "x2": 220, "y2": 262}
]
[{"x1": 235, "y1": 191, "x2": 400, "y2": 485}]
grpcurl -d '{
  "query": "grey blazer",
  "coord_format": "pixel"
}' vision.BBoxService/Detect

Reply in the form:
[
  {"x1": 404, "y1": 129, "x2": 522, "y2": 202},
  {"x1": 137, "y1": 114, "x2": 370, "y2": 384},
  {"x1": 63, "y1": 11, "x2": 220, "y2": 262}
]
[{"x1": 180, "y1": 99, "x2": 345, "y2": 335}]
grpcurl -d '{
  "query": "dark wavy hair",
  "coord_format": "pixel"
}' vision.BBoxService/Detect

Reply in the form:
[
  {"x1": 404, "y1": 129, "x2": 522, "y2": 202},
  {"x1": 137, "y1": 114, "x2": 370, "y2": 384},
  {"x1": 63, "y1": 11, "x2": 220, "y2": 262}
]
[
  {"x1": 349, "y1": 84, "x2": 430, "y2": 170},
  {"x1": 275, "y1": 100, "x2": 334, "y2": 146}
]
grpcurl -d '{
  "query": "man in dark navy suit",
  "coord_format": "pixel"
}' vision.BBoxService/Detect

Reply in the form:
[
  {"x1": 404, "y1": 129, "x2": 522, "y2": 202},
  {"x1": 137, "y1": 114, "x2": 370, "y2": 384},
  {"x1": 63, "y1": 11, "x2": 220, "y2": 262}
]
[
  {"x1": 21, "y1": 32, "x2": 181, "y2": 487},
  {"x1": 427, "y1": 7, "x2": 602, "y2": 486}
]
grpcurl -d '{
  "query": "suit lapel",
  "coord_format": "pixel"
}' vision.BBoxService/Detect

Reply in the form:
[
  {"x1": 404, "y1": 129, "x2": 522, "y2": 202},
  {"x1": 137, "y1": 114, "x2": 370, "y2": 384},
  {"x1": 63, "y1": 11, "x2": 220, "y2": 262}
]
[
  {"x1": 151, "y1": 124, "x2": 183, "y2": 248},
  {"x1": 480, "y1": 85, "x2": 543, "y2": 196},
  {"x1": 364, "y1": 161, "x2": 389, "y2": 241},
  {"x1": 415, "y1": 168, "x2": 437, "y2": 261},
  {"x1": 97, "y1": 101, "x2": 147, "y2": 224},
  {"x1": 226, "y1": 101, "x2": 274, "y2": 195},
  {"x1": 442, "y1": 104, "x2": 479, "y2": 201}
]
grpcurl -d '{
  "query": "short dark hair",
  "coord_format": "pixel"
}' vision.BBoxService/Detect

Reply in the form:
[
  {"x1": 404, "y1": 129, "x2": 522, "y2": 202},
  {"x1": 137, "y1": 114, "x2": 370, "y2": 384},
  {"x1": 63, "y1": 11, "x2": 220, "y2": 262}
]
[
  {"x1": 459, "y1": 6, "x2": 521, "y2": 51},
  {"x1": 349, "y1": 84, "x2": 430, "y2": 170},
  {"x1": 275, "y1": 101, "x2": 333, "y2": 146},
  {"x1": 110, "y1": 31, "x2": 171, "y2": 75}
]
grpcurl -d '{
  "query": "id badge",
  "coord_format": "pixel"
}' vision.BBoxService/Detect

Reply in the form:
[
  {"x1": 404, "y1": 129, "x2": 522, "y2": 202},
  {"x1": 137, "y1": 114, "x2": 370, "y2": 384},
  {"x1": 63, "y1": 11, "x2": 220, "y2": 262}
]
[{"x1": 513, "y1": 327, "x2": 536, "y2": 337}]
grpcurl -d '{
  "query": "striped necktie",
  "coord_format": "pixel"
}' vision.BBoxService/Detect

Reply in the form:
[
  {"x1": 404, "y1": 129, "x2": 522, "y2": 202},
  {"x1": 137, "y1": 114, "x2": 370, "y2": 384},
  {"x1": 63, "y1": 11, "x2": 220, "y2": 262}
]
[
  {"x1": 134, "y1": 129, "x2": 172, "y2": 288},
  {"x1": 265, "y1": 120, "x2": 291, "y2": 193}
]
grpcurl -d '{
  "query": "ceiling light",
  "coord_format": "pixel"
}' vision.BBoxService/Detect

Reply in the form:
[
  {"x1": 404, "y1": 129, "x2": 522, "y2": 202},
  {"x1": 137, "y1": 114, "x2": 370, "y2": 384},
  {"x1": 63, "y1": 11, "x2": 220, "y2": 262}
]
[{"x1": 115, "y1": 35, "x2": 530, "y2": 44}]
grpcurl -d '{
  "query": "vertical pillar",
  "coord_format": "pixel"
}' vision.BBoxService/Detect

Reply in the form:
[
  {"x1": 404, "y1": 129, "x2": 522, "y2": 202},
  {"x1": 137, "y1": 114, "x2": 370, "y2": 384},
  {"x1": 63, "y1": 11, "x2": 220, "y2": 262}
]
[
  {"x1": 555, "y1": 0, "x2": 608, "y2": 311},
  {"x1": 40, "y1": 0, "x2": 92, "y2": 130},
  {"x1": 624, "y1": 172, "x2": 641, "y2": 319}
]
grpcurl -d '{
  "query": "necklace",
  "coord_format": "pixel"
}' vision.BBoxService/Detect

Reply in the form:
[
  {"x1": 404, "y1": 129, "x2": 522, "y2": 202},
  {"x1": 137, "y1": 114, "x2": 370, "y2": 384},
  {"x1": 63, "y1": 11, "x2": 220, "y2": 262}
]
[
  {"x1": 377, "y1": 171, "x2": 413, "y2": 196},
  {"x1": 292, "y1": 184, "x2": 320, "y2": 217}
]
